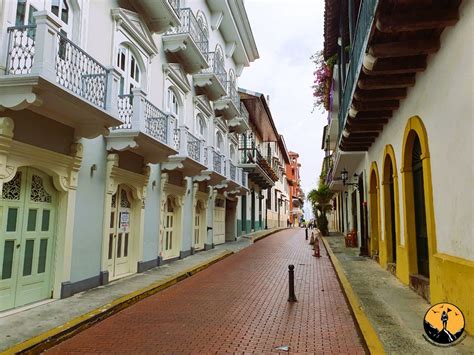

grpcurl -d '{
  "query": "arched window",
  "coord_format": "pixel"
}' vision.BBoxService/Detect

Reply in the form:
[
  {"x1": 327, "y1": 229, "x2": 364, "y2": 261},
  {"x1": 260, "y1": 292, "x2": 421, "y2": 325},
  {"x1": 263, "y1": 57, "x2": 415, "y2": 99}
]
[
  {"x1": 51, "y1": 0, "x2": 72, "y2": 37},
  {"x1": 167, "y1": 88, "x2": 180, "y2": 118},
  {"x1": 196, "y1": 12, "x2": 209, "y2": 48},
  {"x1": 230, "y1": 145, "x2": 236, "y2": 161},
  {"x1": 116, "y1": 45, "x2": 141, "y2": 95},
  {"x1": 196, "y1": 115, "x2": 206, "y2": 138},
  {"x1": 216, "y1": 131, "x2": 224, "y2": 152},
  {"x1": 228, "y1": 69, "x2": 236, "y2": 86}
]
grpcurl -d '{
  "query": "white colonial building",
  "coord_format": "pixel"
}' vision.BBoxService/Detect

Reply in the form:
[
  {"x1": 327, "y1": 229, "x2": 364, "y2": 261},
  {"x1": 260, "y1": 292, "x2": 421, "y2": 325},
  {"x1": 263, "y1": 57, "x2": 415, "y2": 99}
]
[{"x1": 0, "y1": 0, "x2": 261, "y2": 311}]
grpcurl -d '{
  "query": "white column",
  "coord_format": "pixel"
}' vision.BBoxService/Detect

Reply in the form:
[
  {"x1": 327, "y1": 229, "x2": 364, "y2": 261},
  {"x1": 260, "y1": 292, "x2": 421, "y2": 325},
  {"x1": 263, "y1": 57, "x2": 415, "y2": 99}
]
[
  {"x1": 31, "y1": 11, "x2": 61, "y2": 81},
  {"x1": 131, "y1": 88, "x2": 147, "y2": 132},
  {"x1": 105, "y1": 67, "x2": 122, "y2": 116}
]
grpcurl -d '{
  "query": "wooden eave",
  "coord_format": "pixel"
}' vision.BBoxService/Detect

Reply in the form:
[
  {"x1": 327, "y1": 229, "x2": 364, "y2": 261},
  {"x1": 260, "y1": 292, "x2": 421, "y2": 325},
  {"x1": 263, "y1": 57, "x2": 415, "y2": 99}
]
[{"x1": 341, "y1": 0, "x2": 462, "y2": 151}]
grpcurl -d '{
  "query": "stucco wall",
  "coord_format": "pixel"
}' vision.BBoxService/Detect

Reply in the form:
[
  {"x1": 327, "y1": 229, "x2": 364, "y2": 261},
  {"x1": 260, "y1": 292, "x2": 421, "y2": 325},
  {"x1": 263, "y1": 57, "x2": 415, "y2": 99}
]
[{"x1": 70, "y1": 137, "x2": 107, "y2": 282}]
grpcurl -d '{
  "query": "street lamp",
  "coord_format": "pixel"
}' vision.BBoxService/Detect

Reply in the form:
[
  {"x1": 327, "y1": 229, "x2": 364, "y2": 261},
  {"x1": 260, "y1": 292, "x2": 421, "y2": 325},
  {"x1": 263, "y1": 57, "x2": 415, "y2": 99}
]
[{"x1": 340, "y1": 168, "x2": 360, "y2": 190}]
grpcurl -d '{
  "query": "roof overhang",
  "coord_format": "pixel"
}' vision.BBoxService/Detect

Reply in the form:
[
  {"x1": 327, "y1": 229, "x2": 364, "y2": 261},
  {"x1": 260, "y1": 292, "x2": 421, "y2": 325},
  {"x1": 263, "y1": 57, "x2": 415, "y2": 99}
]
[{"x1": 206, "y1": 0, "x2": 259, "y2": 70}]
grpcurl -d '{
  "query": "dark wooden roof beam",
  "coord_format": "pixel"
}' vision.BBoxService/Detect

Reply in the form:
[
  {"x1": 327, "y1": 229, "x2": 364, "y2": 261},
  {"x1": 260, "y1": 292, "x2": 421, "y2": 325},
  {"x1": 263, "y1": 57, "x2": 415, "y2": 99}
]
[
  {"x1": 354, "y1": 88, "x2": 407, "y2": 101},
  {"x1": 358, "y1": 74, "x2": 415, "y2": 89},
  {"x1": 347, "y1": 117, "x2": 389, "y2": 125},
  {"x1": 355, "y1": 110, "x2": 392, "y2": 119},
  {"x1": 376, "y1": 8, "x2": 459, "y2": 33},
  {"x1": 369, "y1": 39, "x2": 440, "y2": 58},
  {"x1": 352, "y1": 99, "x2": 399, "y2": 111},
  {"x1": 347, "y1": 124, "x2": 383, "y2": 132},
  {"x1": 363, "y1": 56, "x2": 427, "y2": 75}
]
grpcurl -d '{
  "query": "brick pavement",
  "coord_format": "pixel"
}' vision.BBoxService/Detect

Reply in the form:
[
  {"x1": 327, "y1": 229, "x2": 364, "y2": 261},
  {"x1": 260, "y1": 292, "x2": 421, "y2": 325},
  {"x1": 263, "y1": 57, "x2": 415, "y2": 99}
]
[{"x1": 48, "y1": 229, "x2": 367, "y2": 354}]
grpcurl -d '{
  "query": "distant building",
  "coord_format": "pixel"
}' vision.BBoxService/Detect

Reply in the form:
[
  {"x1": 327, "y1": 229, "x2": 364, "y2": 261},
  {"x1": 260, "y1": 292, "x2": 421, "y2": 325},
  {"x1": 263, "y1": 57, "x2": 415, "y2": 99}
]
[{"x1": 286, "y1": 151, "x2": 303, "y2": 226}]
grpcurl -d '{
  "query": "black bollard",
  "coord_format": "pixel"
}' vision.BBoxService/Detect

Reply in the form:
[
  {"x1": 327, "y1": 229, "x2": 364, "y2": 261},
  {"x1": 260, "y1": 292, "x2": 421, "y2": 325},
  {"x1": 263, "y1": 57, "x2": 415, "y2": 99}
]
[
  {"x1": 305, "y1": 228, "x2": 308, "y2": 240},
  {"x1": 288, "y1": 265, "x2": 297, "y2": 302}
]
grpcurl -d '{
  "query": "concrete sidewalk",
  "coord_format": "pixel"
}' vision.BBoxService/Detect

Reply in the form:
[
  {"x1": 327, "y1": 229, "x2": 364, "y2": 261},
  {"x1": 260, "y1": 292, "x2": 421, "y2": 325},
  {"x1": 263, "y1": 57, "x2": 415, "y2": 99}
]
[
  {"x1": 0, "y1": 227, "x2": 288, "y2": 353},
  {"x1": 324, "y1": 234, "x2": 474, "y2": 354}
]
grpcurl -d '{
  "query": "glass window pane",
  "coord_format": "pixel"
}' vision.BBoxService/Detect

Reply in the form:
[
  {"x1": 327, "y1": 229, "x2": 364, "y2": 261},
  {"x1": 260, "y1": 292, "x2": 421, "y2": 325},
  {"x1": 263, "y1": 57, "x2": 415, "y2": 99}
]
[
  {"x1": 110, "y1": 211, "x2": 115, "y2": 228},
  {"x1": 108, "y1": 234, "x2": 113, "y2": 259},
  {"x1": 23, "y1": 240, "x2": 34, "y2": 276},
  {"x1": 27, "y1": 209, "x2": 37, "y2": 231},
  {"x1": 15, "y1": 0, "x2": 26, "y2": 26},
  {"x1": 117, "y1": 234, "x2": 122, "y2": 258},
  {"x1": 51, "y1": 0, "x2": 60, "y2": 16},
  {"x1": 37, "y1": 239, "x2": 48, "y2": 273},
  {"x1": 124, "y1": 234, "x2": 129, "y2": 257},
  {"x1": 61, "y1": 0, "x2": 69, "y2": 24},
  {"x1": 2, "y1": 241, "x2": 15, "y2": 280},
  {"x1": 6, "y1": 208, "x2": 18, "y2": 232},
  {"x1": 41, "y1": 210, "x2": 50, "y2": 231},
  {"x1": 27, "y1": 5, "x2": 37, "y2": 25},
  {"x1": 130, "y1": 56, "x2": 135, "y2": 78}
]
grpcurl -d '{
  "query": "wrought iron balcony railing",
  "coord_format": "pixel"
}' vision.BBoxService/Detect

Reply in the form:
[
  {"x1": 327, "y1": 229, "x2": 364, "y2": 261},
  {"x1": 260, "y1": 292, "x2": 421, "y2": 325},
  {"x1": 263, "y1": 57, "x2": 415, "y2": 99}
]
[
  {"x1": 229, "y1": 161, "x2": 236, "y2": 181},
  {"x1": 338, "y1": 0, "x2": 378, "y2": 141},
  {"x1": 186, "y1": 131, "x2": 201, "y2": 162},
  {"x1": 240, "y1": 102, "x2": 249, "y2": 124},
  {"x1": 114, "y1": 92, "x2": 172, "y2": 146},
  {"x1": 166, "y1": 8, "x2": 208, "y2": 58},
  {"x1": 227, "y1": 81, "x2": 240, "y2": 109},
  {"x1": 201, "y1": 52, "x2": 227, "y2": 89},
  {"x1": 6, "y1": 25, "x2": 109, "y2": 109},
  {"x1": 213, "y1": 150, "x2": 223, "y2": 175}
]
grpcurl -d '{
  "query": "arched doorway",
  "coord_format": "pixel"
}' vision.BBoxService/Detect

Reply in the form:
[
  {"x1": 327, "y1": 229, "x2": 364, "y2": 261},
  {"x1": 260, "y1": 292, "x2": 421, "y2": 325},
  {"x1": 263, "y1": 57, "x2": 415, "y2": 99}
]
[
  {"x1": 383, "y1": 155, "x2": 397, "y2": 267},
  {"x1": 194, "y1": 200, "x2": 205, "y2": 250},
  {"x1": 401, "y1": 116, "x2": 435, "y2": 299},
  {"x1": 0, "y1": 167, "x2": 58, "y2": 310},
  {"x1": 412, "y1": 136, "x2": 429, "y2": 277},
  {"x1": 107, "y1": 185, "x2": 134, "y2": 279},
  {"x1": 368, "y1": 163, "x2": 380, "y2": 259},
  {"x1": 163, "y1": 197, "x2": 180, "y2": 259}
]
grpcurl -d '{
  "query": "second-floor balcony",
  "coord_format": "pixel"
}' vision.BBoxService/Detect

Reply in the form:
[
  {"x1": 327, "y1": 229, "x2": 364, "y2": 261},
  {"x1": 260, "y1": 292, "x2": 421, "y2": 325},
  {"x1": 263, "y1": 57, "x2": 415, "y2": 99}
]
[
  {"x1": 0, "y1": 11, "x2": 121, "y2": 139},
  {"x1": 162, "y1": 8, "x2": 209, "y2": 74},
  {"x1": 238, "y1": 141, "x2": 275, "y2": 190},
  {"x1": 228, "y1": 102, "x2": 251, "y2": 134},
  {"x1": 195, "y1": 147, "x2": 247, "y2": 192},
  {"x1": 132, "y1": 0, "x2": 181, "y2": 33},
  {"x1": 193, "y1": 52, "x2": 227, "y2": 101},
  {"x1": 106, "y1": 89, "x2": 177, "y2": 163},
  {"x1": 162, "y1": 125, "x2": 207, "y2": 176},
  {"x1": 214, "y1": 81, "x2": 240, "y2": 119}
]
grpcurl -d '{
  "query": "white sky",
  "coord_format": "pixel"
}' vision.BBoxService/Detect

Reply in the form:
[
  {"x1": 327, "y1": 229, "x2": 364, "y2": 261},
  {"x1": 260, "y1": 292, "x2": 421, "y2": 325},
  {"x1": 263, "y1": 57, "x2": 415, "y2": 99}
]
[{"x1": 239, "y1": 0, "x2": 326, "y2": 218}]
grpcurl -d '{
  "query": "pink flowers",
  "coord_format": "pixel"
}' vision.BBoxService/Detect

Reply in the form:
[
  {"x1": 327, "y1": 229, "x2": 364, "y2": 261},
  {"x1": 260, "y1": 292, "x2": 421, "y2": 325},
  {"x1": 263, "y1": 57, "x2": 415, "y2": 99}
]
[{"x1": 311, "y1": 51, "x2": 333, "y2": 112}]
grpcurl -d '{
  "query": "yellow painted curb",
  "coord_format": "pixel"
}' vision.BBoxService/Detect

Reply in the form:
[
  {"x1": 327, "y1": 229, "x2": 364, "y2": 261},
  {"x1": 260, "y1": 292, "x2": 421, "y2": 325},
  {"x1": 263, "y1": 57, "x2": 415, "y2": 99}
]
[
  {"x1": 2, "y1": 251, "x2": 233, "y2": 355},
  {"x1": 321, "y1": 237, "x2": 386, "y2": 355}
]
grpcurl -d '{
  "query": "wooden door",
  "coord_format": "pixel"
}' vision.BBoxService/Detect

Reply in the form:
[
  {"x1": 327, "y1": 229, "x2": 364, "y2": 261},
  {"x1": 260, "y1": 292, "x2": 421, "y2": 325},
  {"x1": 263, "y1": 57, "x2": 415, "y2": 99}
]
[
  {"x1": 107, "y1": 185, "x2": 132, "y2": 280},
  {"x1": 0, "y1": 168, "x2": 57, "y2": 311}
]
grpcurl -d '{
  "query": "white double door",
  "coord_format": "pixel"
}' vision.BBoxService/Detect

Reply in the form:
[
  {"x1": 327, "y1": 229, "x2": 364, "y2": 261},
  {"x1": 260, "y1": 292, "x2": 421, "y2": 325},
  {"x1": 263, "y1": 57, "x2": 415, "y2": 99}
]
[
  {"x1": 213, "y1": 204, "x2": 225, "y2": 245},
  {"x1": 107, "y1": 185, "x2": 133, "y2": 280},
  {"x1": 0, "y1": 168, "x2": 57, "y2": 311}
]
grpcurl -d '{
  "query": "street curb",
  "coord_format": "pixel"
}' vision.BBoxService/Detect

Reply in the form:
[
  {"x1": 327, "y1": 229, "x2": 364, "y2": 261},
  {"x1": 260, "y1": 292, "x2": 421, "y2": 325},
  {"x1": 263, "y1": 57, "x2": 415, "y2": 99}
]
[
  {"x1": 321, "y1": 236, "x2": 386, "y2": 355},
  {"x1": 253, "y1": 227, "x2": 290, "y2": 243},
  {"x1": 2, "y1": 251, "x2": 234, "y2": 355}
]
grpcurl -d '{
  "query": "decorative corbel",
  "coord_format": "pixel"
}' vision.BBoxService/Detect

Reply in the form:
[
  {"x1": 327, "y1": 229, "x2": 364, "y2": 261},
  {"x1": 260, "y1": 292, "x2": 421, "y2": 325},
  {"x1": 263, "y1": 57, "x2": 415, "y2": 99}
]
[{"x1": 0, "y1": 117, "x2": 15, "y2": 185}]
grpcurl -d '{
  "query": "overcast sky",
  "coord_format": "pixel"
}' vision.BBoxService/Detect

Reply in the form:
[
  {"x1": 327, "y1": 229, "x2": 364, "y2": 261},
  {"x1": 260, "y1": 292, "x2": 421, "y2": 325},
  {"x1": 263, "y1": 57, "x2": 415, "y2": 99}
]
[{"x1": 239, "y1": 0, "x2": 326, "y2": 218}]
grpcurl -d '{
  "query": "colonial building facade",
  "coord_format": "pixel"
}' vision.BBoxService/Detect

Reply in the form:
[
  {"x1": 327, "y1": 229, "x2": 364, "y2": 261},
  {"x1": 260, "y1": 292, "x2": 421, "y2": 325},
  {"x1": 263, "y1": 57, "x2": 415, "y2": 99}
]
[
  {"x1": 287, "y1": 151, "x2": 303, "y2": 226},
  {"x1": 321, "y1": 0, "x2": 473, "y2": 333},
  {"x1": 0, "y1": 0, "x2": 266, "y2": 312}
]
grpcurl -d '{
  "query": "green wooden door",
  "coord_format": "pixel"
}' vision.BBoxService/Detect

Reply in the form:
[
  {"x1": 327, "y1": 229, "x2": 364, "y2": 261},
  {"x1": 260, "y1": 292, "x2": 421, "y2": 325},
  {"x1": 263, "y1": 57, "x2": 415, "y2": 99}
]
[{"x1": 0, "y1": 168, "x2": 57, "y2": 311}]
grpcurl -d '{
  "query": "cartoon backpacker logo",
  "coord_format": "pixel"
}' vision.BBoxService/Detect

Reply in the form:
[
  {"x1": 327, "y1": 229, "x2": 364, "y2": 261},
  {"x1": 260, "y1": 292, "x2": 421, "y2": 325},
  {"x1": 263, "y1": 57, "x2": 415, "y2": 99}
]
[{"x1": 423, "y1": 303, "x2": 465, "y2": 346}]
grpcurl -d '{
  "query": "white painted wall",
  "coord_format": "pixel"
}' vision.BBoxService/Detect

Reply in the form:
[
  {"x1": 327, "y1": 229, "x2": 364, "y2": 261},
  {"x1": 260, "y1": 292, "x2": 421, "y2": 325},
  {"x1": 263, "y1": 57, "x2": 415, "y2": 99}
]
[{"x1": 352, "y1": 0, "x2": 473, "y2": 260}]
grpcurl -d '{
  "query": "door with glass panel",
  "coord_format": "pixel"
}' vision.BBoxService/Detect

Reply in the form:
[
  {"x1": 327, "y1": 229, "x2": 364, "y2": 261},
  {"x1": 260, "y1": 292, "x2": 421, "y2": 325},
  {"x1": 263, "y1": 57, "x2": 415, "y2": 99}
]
[
  {"x1": 0, "y1": 167, "x2": 57, "y2": 311},
  {"x1": 162, "y1": 198, "x2": 177, "y2": 259},
  {"x1": 107, "y1": 185, "x2": 133, "y2": 280},
  {"x1": 194, "y1": 201, "x2": 205, "y2": 250}
]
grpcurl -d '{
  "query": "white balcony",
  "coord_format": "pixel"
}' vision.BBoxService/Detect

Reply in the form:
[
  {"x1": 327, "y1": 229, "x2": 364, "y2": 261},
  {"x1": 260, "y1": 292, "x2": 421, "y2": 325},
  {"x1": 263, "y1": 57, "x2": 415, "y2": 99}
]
[
  {"x1": 228, "y1": 102, "x2": 250, "y2": 134},
  {"x1": 162, "y1": 8, "x2": 209, "y2": 74},
  {"x1": 214, "y1": 81, "x2": 240, "y2": 119},
  {"x1": 162, "y1": 125, "x2": 207, "y2": 176},
  {"x1": 193, "y1": 52, "x2": 227, "y2": 101},
  {"x1": 106, "y1": 89, "x2": 178, "y2": 163},
  {"x1": 0, "y1": 11, "x2": 121, "y2": 138},
  {"x1": 132, "y1": 0, "x2": 181, "y2": 33}
]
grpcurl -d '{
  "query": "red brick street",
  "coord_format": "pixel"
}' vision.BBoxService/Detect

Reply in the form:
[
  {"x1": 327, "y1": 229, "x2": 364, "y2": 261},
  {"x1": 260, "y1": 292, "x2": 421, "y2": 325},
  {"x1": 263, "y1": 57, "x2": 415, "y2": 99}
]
[{"x1": 48, "y1": 229, "x2": 366, "y2": 354}]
